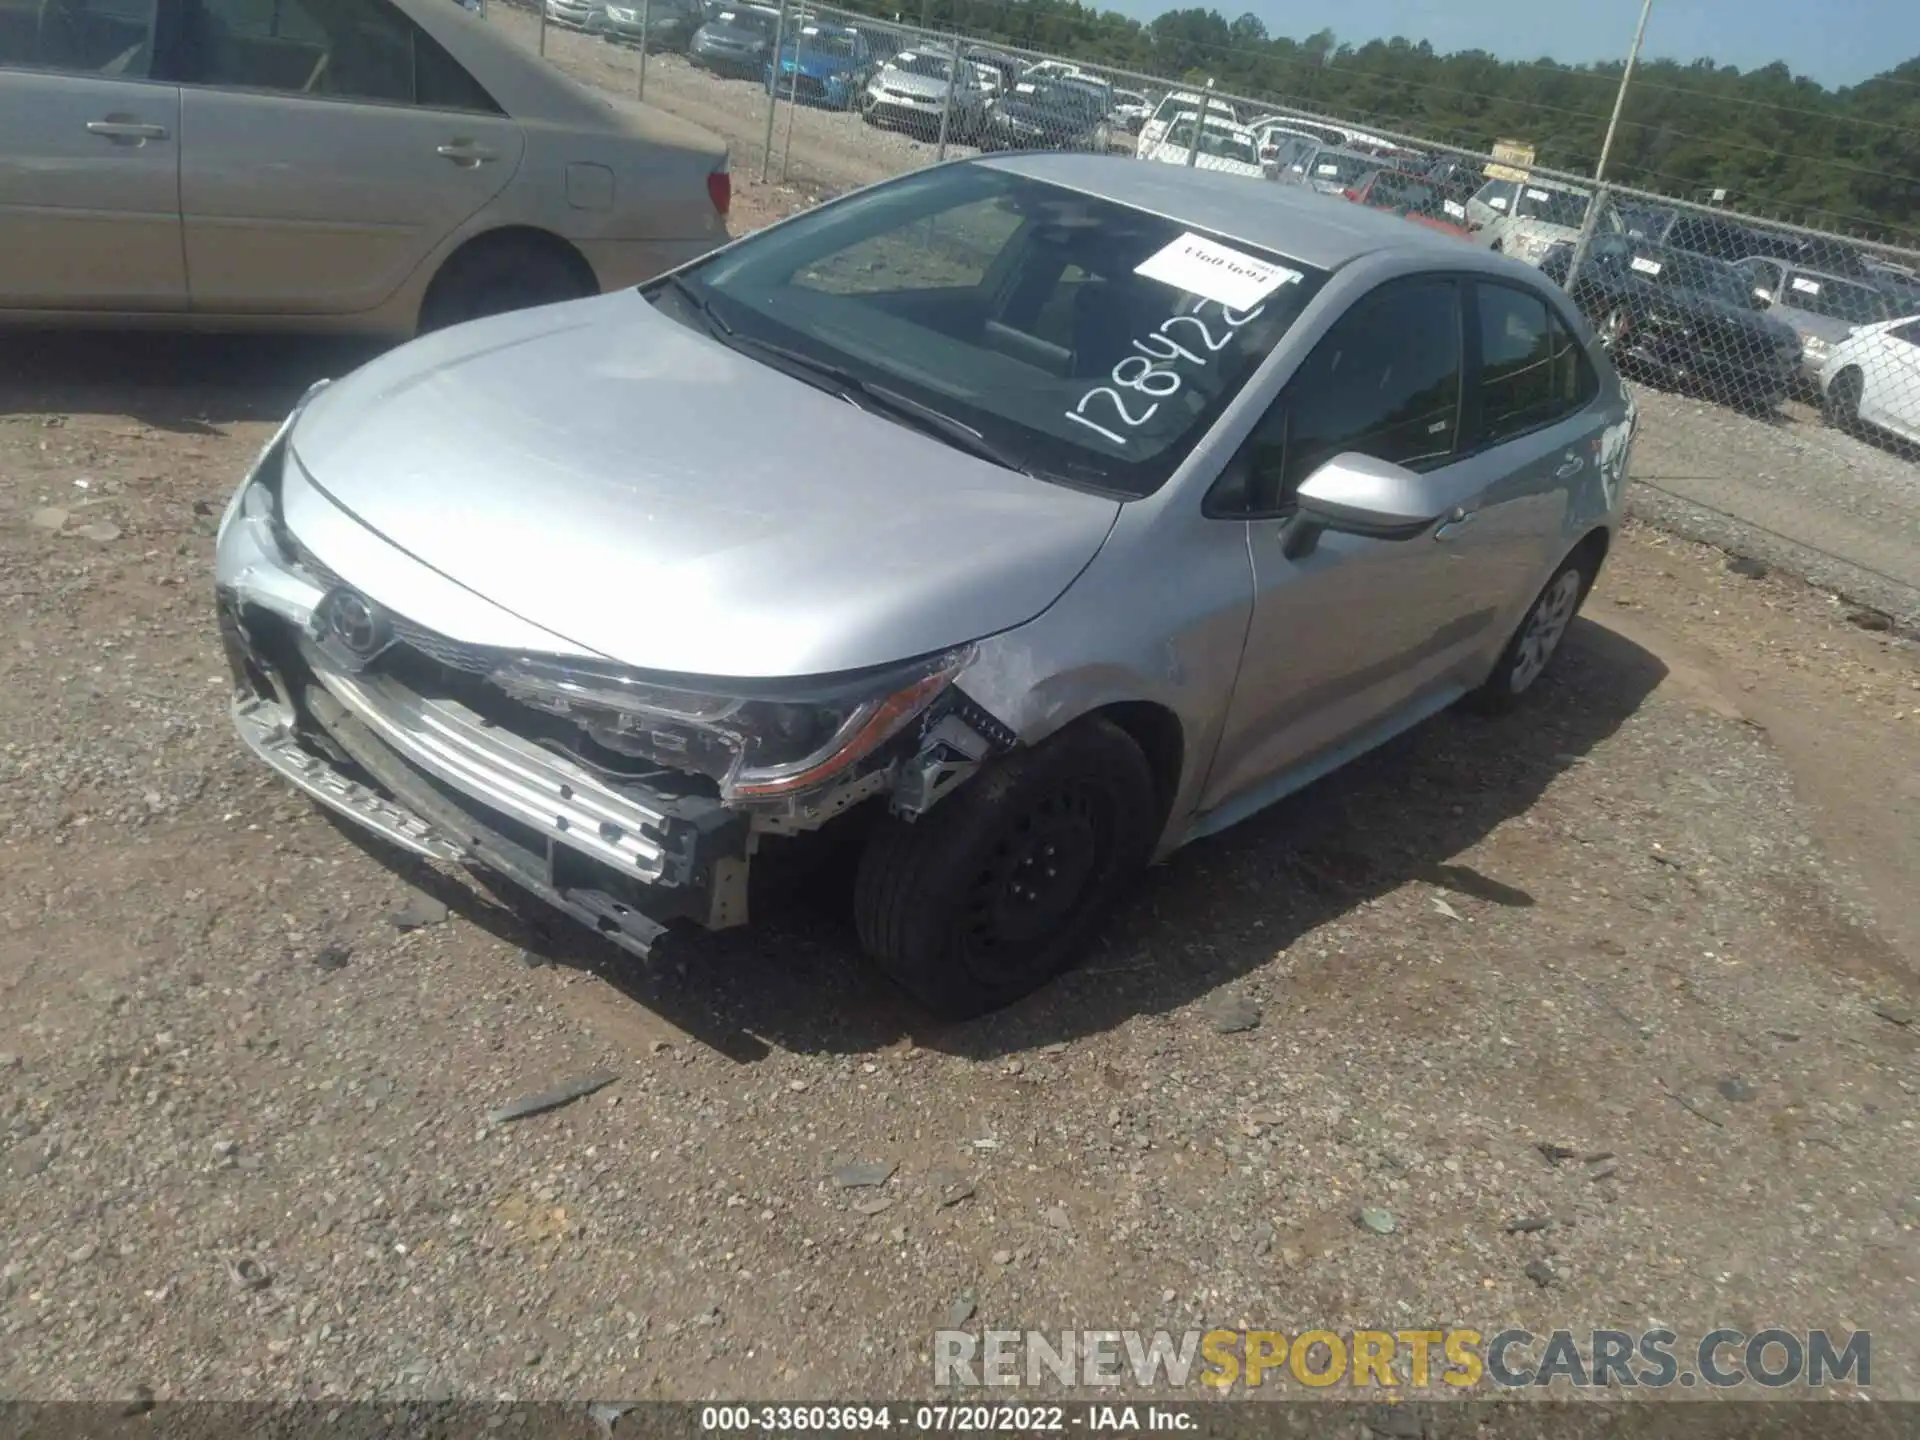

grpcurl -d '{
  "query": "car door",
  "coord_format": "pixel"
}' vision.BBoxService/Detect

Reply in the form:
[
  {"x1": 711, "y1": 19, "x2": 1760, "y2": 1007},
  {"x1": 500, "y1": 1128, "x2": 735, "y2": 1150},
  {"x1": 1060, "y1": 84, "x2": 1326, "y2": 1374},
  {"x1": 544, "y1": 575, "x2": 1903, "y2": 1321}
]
[
  {"x1": 1201, "y1": 278, "x2": 1489, "y2": 808},
  {"x1": 1858, "y1": 318, "x2": 1920, "y2": 439},
  {"x1": 0, "y1": 0, "x2": 185, "y2": 310},
  {"x1": 173, "y1": 0, "x2": 524, "y2": 315}
]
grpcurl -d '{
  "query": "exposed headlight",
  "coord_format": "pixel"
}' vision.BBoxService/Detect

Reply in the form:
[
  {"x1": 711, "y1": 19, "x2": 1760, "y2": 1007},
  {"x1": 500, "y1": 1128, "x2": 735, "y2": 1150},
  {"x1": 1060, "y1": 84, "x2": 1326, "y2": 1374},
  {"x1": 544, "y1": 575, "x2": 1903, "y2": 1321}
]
[
  {"x1": 488, "y1": 647, "x2": 973, "y2": 802},
  {"x1": 1801, "y1": 335, "x2": 1832, "y2": 357},
  {"x1": 219, "y1": 379, "x2": 330, "y2": 553}
]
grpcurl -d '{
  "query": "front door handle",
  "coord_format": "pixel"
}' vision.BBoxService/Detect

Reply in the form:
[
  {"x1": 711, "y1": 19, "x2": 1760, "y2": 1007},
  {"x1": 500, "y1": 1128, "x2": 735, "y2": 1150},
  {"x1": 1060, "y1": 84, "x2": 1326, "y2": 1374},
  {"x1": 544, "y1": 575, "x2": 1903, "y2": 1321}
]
[
  {"x1": 86, "y1": 119, "x2": 170, "y2": 141},
  {"x1": 1555, "y1": 453, "x2": 1586, "y2": 480},
  {"x1": 1433, "y1": 506, "x2": 1476, "y2": 540},
  {"x1": 436, "y1": 140, "x2": 499, "y2": 165}
]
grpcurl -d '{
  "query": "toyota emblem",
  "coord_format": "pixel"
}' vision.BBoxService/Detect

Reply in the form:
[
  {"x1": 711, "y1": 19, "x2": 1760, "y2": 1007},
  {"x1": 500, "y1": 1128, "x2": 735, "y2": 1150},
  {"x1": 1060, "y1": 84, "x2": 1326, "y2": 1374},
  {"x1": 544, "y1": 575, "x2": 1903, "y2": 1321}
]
[{"x1": 311, "y1": 587, "x2": 391, "y2": 669}]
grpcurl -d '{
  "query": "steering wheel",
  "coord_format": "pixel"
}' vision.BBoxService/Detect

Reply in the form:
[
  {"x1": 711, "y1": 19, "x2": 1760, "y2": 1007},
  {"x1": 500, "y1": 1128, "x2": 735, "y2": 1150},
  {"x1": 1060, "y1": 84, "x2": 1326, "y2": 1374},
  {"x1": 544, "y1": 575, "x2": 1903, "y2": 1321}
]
[{"x1": 303, "y1": 50, "x2": 330, "y2": 93}]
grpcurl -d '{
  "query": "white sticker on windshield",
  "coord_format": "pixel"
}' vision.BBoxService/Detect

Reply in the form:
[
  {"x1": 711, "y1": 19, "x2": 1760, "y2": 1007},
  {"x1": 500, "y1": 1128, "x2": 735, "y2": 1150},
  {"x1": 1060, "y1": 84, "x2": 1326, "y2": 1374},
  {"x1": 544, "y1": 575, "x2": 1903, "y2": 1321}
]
[
  {"x1": 1443, "y1": 199, "x2": 1466, "y2": 218},
  {"x1": 801, "y1": 23, "x2": 819, "y2": 32},
  {"x1": 1134, "y1": 232, "x2": 1302, "y2": 312},
  {"x1": 1016, "y1": 81, "x2": 1035, "y2": 93},
  {"x1": 1491, "y1": 196, "x2": 1509, "y2": 209},
  {"x1": 1629, "y1": 255, "x2": 1663, "y2": 276},
  {"x1": 1315, "y1": 163, "x2": 1339, "y2": 176},
  {"x1": 1790, "y1": 276, "x2": 1821, "y2": 295},
  {"x1": 1526, "y1": 187, "x2": 1551, "y2": 201}
]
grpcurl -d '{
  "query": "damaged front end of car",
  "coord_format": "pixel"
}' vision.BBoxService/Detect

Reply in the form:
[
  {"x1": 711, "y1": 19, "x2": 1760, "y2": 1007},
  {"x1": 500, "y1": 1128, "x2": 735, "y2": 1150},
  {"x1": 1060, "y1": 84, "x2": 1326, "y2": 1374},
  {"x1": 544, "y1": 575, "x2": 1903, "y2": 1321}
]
[{"x1": 213, "y1": 385, "x2": 1016, "y2": 961}]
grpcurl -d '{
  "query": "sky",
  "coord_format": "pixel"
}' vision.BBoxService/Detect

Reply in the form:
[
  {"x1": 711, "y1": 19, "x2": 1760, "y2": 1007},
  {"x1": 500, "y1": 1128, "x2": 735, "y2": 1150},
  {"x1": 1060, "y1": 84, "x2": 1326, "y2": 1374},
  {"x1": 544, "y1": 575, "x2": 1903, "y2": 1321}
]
[{"x1": 1100, "y1": 0, "x2": 1919, "y2": 90}]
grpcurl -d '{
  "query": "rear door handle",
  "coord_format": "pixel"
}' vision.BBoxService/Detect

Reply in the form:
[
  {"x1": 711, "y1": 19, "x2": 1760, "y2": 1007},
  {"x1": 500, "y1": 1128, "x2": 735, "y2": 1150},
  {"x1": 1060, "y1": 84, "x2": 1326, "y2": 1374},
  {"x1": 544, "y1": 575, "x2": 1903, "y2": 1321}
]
[
  {"x1": 1555, "y1": 453, "x2": 1586, "y2": 479},
  {"x1": 86, "y1": 119, "x2": 170, "y2": 141},
  {"x1": 436, "y1": 141, "x2": 499, "y2": 164},
  {"x1": 1433, "y1": 506, "x2": 1476, "y2": 540}
]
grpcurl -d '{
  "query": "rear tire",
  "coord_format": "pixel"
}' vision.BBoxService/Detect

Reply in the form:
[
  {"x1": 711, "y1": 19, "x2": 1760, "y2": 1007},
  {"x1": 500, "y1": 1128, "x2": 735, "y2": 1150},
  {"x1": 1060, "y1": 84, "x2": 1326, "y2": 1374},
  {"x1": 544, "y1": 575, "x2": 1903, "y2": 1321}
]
[
  {"x1": 853, "y1": 718, "x2": 1158, "y2": 1019},
  {"x1": 1466, "y1": 548, "x2": 1598, "y2": 715},
  {"x1": 1824, "y1": 367, "x2": 1863, "y2": 433},
  {"x1": 417, "y1": 235, "x2": 596, "y2": 334}
]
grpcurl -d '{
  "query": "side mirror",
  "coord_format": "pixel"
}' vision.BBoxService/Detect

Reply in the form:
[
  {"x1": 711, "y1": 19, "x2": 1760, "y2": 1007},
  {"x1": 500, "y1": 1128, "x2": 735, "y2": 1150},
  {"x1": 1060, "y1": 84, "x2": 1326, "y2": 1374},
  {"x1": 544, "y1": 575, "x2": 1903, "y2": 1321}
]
[{"x1": 1290, "y1": 453, "x2": 1445, "y2": 551}]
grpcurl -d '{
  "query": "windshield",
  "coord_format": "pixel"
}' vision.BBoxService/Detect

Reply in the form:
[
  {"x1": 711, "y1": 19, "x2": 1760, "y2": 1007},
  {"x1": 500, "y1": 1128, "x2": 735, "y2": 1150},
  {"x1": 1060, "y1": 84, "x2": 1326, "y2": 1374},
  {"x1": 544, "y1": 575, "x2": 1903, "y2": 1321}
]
[
  {"x1": 1471, "y1": 178, "x2": 1517, "y2": 213},
  {"x1": 791, "y1": 29, "x2": 857, "y2": 55},
  {"x1": 1781, "y1": 273, "x2": 1893, "y2": 325},
  {"x1": 892, "y1": 51, "x2": 955, "y2": 79},
  {"x1": 1166, "y1": 120, "x2": 1257, "y2": 165},
  {"x1": 1617, "y1": 248, "x2": 1754, "y2": 307},
  {"x1": 1512, "y1": 185, "x2": 1591, "y2": 228},
  {"x1": 1306, "y1": 150, "x2": 1372, "y2": 185},
  {"x1": 662, "y1": 164, "x2": 1328, "y2": 498}
]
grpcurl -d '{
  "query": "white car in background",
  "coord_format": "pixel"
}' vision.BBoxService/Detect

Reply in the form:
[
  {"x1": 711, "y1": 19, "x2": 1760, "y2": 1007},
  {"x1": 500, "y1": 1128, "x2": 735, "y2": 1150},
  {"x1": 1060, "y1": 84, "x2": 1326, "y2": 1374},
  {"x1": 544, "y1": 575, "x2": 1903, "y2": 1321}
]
[
  {"x1": 1818, "y1": 314, "x2": 1920, "y2": 446},
  {"x1": 1110, "y1": 89, "x2": 1151, "y2": 133},
  {"x1": 1144, "y1": 116, "x2": 1263, "y2": 179},
  {"x1": 1478, "y1": 179, "x2": 1602, "y2": 266},
  {"x1": 1134, "y1": 89, "x2": 1238, "y2": 159}
]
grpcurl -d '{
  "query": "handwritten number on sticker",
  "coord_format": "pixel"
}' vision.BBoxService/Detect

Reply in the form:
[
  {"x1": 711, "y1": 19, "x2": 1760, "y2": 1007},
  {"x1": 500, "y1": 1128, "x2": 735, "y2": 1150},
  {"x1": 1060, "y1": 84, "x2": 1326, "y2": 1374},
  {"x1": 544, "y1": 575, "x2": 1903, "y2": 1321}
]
[{"x1": 1064, "y1": 300, "x2": 1272, "y2": 448}]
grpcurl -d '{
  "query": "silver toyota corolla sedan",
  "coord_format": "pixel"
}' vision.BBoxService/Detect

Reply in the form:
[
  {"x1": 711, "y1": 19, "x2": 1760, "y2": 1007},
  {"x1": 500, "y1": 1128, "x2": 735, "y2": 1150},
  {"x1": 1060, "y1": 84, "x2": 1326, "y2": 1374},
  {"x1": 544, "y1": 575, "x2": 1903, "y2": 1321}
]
[{"x1": 215, "y1": 154, "x2": 1637, "y2": 1017}]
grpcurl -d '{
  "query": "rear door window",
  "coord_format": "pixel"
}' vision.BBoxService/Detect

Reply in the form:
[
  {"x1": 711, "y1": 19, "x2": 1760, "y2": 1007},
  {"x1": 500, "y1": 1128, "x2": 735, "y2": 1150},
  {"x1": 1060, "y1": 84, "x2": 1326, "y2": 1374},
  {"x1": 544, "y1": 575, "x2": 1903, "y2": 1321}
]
[
  {"x1": 1473, "y1": 281, "x2": 1591, "y2": 444},
  {"x1": 1, "y1": 0, "x2": 157, "y2": 75}
]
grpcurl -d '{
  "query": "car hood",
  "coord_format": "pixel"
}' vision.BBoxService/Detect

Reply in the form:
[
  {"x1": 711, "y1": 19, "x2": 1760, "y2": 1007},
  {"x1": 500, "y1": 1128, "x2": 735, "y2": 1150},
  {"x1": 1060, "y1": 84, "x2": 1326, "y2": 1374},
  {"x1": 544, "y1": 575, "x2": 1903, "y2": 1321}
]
[
  {"x1": 776, "y1": 50, "x2": 855, "y2": 75},
  {"x1": 1774, "y1": 306, "x2": 1855, "y2": 344},
  {"x1": 286, "y1": 293, "x2": 1122, "y2": 680},
  {"x1": 996, "y1": 98, "x2": 1078, "y2": 126},
  {"x1": 694, "y1": 22, "x2": 764, "y2": 44},
  {"x1": 875, "y1": 70, "x2": 952, "y2": 99},
  {"x1": 1633, "y1": 283, "x2": 1799, "y2": 340}
]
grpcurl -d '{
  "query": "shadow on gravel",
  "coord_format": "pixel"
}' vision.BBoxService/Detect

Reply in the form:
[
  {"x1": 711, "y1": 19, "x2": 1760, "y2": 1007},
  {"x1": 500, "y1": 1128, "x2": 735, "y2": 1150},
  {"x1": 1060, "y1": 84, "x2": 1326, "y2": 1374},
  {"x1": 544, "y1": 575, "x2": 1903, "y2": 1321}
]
[
  {"x1": 381, "y1": 612, "x2": 1668, "y2": 1064},
  {"x1": 0, "y1": 331, "x2": 384, "y2": 432}
]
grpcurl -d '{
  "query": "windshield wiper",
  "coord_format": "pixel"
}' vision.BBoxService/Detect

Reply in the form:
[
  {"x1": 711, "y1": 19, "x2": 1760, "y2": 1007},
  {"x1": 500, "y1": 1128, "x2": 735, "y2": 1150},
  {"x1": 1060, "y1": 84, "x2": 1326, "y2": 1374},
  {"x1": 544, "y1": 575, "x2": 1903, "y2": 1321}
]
[
  {"x1": 656, "y1": 273, "x2": 730, "y2": 339},
  {"x1": 716, "y1": 329, "x2": 1046, "y2": 477}
]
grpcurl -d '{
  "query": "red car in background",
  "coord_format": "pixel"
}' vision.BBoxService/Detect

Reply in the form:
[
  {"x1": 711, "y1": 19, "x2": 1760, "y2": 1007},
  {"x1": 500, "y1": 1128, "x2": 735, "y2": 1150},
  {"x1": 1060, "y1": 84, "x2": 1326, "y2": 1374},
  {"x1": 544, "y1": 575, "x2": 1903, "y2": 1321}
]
[{"x1": 1343, "y1": 168, "x2": 1475, "y2": 239}]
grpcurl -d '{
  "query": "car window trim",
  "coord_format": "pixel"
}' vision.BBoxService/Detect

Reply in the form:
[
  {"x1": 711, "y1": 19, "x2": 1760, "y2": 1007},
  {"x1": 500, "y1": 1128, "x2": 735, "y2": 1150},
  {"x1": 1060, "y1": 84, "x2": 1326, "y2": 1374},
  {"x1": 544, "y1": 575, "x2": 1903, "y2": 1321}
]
[
  {"x1": 157, "y1": 0, "x2": 505, "y2": 113},
  {"x1": 1203, "y1": 273, "x2": 1468, "y2": 522}
]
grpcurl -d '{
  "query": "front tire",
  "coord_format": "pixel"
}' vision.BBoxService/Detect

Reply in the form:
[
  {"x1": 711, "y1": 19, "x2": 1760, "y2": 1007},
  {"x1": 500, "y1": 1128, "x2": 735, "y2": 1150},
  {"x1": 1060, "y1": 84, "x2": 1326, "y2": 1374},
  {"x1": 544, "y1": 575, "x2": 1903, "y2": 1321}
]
[
  {"x1": 1467, "y1": 549, "x2": 1597, "y2": 714},
  {"x1": 1824, "y1": 367, "x2": 1863, "y2": 433},
  {"x1": 853, "y1": 718, "x2": 1158, "y2": 1019}
]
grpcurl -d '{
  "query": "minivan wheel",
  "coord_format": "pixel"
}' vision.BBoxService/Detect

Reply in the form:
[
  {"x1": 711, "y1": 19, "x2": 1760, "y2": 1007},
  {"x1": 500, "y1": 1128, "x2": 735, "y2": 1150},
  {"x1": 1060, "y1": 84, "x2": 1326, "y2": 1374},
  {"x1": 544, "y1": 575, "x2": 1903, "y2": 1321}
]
[
  {"x1": 853, "y1": 718, "x2": 1158, "y2": 1019},
  {"x1": 1466, "y1": 551, "x2": 1597, "y2": 714},
  {"x1": 418, "y1": 235, "x2": 596, "y2": 334}
]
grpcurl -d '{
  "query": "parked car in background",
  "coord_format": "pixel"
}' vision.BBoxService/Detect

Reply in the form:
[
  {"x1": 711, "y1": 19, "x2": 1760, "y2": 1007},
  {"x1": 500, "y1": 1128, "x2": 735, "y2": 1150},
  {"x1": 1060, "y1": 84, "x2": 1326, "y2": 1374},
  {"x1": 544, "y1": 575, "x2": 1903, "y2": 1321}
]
[
  {"x1": 1254, "y1": 125, "x2": 1318, "y2": 179},
  {"x1": 1110, "y1": 89, "x2": 1151, "y2": 133},
  {"x1": 215, "y1": 153, "x2": 1633, "y2": 1018},
  {"x1": 1541, "y1": 235, "x2": 1802, "y2": 410},
  {"x1": 1345, "y1": 168, "x2": 1474, "y2": 238},
  {"x1": 1870, "y1": 265, "x2": 1920, "y2": 317},
  {"x1": 544, "y1": 0, "x2": 605, "y2": 30},
  {"x1": 0, "y1": 0, "x2": 730, "y2": 336},
  {"x1": 964, "y1": 50, "x2": 1021, "y2": 101},
  {"x1": 1277, "y1": 143, "x2": 1380, "y2": 196},
  {"x1": 765, "y1": 23, "x2": 876, "y2": 109},
  {"x1": 1742, "y1": 262, "x2": 1894, "y2": 390},
  {"x1": 862, "y1": 48, "x2": 987, "y2": 138},
  {"x1": 599, "y1": 0, "x2": 703, "y2": 50},
  {"x1": 1479, "y1": 180, "x2": 1600, "y2": 266},
  {"x1": 1145, "y1": 117, "x2": 1263, "y2": 178},
  {"x1": 1465, "y1": 176, "x2": 1521, "y2": 229},
  {"x1": 1135, "y1": 90, "x2": 1239, "y2": 159},
  {"x1": 979, "y1": 78, "x2": 1111, "y2": 152},
  {"x1": 1818, "y1": 314, "x2": 1920, "y2": 445},
  {"x1": 689, "y1": 4, "x2": 780, "y2": 77}
]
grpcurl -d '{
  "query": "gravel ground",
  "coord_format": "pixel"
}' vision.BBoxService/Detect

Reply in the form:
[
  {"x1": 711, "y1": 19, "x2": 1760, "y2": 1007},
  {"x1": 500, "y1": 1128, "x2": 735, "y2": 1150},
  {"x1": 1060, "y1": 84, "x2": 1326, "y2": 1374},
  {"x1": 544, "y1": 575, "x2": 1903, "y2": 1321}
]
[
  {"x1": 4, "y1": 322, "x2": 1920, "y2": 1404},
  {"x1": 4, "y1": 43, "x2": 1920, "y2": 1406}
]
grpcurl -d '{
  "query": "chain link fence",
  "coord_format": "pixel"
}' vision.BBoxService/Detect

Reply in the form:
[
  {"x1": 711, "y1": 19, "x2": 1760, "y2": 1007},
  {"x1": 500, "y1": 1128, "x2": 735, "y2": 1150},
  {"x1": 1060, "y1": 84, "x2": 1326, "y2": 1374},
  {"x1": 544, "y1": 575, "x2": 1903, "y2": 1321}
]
[{"x1": 487, "y1": 0, "x2": 1920, "y2": 625}]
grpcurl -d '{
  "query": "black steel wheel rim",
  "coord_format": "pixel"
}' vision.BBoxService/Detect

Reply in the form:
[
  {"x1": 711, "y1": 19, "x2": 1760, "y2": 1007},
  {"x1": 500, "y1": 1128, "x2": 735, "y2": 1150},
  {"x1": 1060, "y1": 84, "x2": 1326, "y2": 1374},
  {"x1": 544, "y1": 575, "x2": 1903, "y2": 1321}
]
[{"x1": 960, "y1": 782, "x2": 1110, "y2": 979}]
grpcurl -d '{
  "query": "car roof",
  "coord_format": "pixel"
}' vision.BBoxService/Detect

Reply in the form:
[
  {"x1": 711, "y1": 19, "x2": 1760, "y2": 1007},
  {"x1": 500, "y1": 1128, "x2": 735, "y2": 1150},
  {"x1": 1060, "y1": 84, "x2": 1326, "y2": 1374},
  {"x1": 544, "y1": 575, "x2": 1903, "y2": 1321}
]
[{"x1": 972, "y1": 152, "x2": 1475, "y2": 269}]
